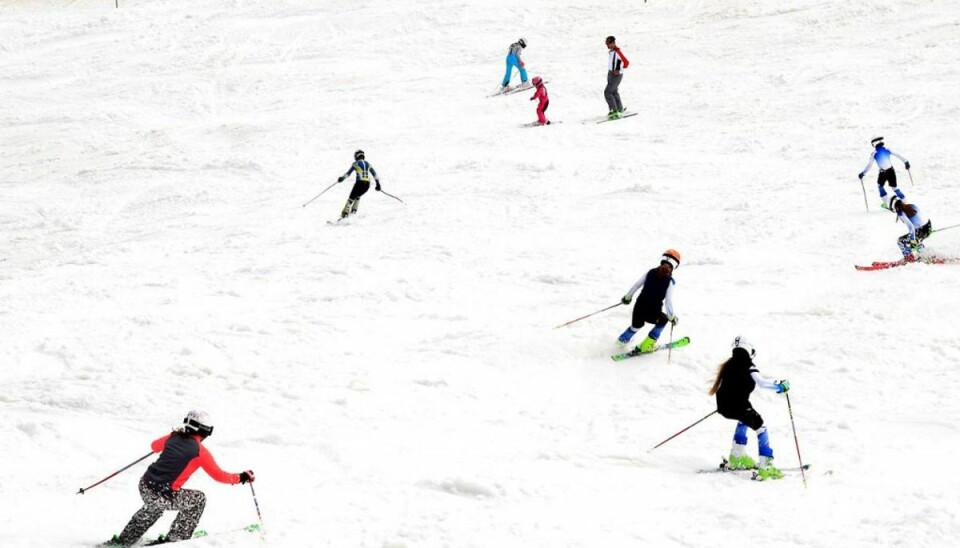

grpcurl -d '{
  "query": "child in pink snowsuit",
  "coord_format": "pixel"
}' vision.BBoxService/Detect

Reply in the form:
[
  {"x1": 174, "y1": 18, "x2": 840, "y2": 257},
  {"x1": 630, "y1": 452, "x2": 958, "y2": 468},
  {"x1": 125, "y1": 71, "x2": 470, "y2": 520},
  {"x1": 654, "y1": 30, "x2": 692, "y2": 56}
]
[{"x1": 530, "y1": 77, "x2": 549, "y2": 125}]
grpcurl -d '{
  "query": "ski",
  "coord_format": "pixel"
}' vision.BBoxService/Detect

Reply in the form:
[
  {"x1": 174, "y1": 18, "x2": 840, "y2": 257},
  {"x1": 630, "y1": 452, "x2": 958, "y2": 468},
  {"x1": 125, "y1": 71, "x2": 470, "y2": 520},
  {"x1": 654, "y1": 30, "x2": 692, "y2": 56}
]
[
  {"x1": 698, "y1": 458, "x2": 811, "y2": 475},
  {"x1": 597, "y1": 112, "x2": 638, "y2": 124},
  {"x1": 488, "y1": 82, "x2": 540, "y2": 97},
  {"x1": 142, "y1": 523, "x2": 261, "y2": 546},
  {"x1": 855, "y1": 256, "x2": 959, "y2": 271},
  {"x1": 611, "y1": 336, "x2": 690, "y2": 362},
  {"x1": 520, "y1": 121, "x2": 562, "y2": 128}
]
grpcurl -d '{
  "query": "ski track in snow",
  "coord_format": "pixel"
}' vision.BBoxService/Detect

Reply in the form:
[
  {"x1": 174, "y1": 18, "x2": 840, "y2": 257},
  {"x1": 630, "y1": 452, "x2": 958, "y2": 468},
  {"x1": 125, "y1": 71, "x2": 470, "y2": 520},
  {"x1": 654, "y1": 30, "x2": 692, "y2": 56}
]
[{"x1": 1, "y1": 0, "x2": 959, "y2": 547}]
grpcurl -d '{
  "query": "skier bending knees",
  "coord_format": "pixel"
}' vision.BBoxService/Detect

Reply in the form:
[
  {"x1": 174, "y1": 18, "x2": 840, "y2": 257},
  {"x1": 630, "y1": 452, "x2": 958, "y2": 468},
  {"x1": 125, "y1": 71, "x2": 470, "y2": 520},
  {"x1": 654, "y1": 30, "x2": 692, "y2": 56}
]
[
  {"x1": 709, "y1": 337, "x2": 790, "y2": 480},
  {"x1": 618, "y1": 249, "x2": 680, "y2": 353},
  {"x1": 101, "y1": 410, "x2": 255, "y2": 548}
]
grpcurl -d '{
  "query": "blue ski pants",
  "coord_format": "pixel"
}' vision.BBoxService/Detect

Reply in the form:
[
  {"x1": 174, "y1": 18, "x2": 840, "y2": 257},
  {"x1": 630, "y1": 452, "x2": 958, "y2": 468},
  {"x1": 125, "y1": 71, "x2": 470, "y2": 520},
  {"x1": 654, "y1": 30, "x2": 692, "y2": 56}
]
[{"x1": 502, "y1": 54, "x2": 528, "y2": 86}]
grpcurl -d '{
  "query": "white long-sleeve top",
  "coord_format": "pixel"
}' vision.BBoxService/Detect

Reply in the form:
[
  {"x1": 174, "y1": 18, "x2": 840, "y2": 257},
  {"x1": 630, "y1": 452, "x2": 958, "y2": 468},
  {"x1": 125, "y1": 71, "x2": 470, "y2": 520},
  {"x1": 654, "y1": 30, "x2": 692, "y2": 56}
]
[
  {"x1": 897, "y1": 206, "x2": 928, "y2": 239},
  {"x1": 750, "y1": 370, "x2": 780, "y2": 392}
]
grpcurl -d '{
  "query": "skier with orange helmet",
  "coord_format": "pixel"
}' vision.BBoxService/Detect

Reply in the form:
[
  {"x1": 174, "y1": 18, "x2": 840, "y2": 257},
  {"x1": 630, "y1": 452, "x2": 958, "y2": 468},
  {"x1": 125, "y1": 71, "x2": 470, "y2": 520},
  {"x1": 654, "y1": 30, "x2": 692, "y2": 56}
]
[{"x1": 618, "y1": 250, "x2": 680, "y2": 353}]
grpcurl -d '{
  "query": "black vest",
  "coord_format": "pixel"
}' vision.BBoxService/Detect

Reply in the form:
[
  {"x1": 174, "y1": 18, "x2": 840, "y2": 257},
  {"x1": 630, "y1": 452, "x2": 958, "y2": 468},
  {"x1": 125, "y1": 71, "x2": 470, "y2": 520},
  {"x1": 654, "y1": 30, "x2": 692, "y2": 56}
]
[{"x1": 636, "y1": 268, "x2": 672, "y2": 312}]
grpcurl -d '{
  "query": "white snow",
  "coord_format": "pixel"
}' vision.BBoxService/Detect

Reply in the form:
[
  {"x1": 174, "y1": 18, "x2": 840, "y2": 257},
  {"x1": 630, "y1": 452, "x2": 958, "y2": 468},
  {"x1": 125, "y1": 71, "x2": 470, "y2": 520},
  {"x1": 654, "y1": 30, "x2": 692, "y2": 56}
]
[{"x1": 2, "y1": 0, "x2": 960, "y2": 546}]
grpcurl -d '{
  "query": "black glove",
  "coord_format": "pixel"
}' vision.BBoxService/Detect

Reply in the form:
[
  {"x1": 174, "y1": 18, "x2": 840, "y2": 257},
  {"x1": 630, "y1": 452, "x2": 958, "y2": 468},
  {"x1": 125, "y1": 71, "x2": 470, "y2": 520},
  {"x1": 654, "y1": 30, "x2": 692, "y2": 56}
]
[
  {"x1": 621, "y1": 294, "x2": 632, "y2": 305},
  {"x1": 669, "y1": 316, "x2": 679, "y2": 326},
  {"x1": 905, "y1": 161, "x2": 911, "y2": 170},
  {"x1": 337, "y1": 176, "x2": 345, "y2": 183},
  {"x1": 375, "y1": 181, "x2": 382, "y2": 191},
  {"x1": 858, "y1": 172, "x2": 864, "y2": 180},
  {"x1": 239, "y1": 470, "x2": 255, "y2": 484}
]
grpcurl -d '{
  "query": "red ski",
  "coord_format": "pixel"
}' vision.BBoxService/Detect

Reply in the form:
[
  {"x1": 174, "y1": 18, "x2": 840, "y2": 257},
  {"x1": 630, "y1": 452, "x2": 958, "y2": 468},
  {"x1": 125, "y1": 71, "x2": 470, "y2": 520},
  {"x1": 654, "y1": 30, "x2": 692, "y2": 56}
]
[{"x1": 855, "y1": 257, "x2": 959, "y2": 271}]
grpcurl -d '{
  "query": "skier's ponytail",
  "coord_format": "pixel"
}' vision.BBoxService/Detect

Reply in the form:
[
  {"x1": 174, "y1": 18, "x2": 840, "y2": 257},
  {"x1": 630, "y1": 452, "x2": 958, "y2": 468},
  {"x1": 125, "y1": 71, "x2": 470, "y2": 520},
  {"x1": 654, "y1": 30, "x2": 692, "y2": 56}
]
[{"x1": 708, "y1": 358, "x2": 732, "y2": 395}]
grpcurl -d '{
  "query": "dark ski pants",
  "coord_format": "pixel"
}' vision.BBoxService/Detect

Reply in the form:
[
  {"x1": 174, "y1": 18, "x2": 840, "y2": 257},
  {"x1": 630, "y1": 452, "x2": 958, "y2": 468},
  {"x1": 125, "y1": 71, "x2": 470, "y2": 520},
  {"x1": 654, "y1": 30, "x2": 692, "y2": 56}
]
[
  {"x1": 604, "y1": 72, "x2": 623, "y2": 112},
  {"x1": 118, "y1": 480, "x2": 206, "y2": 545},
  {"x1": 342, "y1": 180, "x2": 371, "y2": 217},
  {"x1": 719, "y1": 405, "x2": 764, "y2": 431},
  {"x1": 631, "y1": 306, "x2": 668, "y2": 333},
  {"x1": 877, "y1": 168, "x2": 898, "y2": 191}
]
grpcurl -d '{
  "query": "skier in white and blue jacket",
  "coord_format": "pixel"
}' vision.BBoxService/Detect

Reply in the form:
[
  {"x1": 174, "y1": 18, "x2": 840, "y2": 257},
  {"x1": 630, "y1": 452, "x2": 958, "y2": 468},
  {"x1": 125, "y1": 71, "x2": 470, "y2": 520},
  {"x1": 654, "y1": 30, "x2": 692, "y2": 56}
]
[
  {"x1": 500, "y1": 38, "x2": 529, "y2": 90},
  {"x1": 859, "y1": 137, "x2": 910, "y2": 204},
  {"x1": 888, "y1": 195, "x2": 932, "y2": 260},
  {"x1": 337, "y1": 150, "x2": 381, "y2": 219}
]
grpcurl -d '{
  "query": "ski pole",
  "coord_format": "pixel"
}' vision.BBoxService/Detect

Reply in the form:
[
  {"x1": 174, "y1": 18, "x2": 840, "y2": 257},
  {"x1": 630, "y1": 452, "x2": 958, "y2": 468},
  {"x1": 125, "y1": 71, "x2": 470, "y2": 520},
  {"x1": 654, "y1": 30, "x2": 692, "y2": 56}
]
[
  {"x1": 932, "y1": 223, "x2": 960, "y2": 234},
  {"x1": 907, "y1": 169, "x2": 915, "y2": 186},
  {"x1": 650, "y1": 410, "x2": 717, "y2": 451},
  {"x1": 302, "y1": 181, "x2": 339, "y2": 208},
  {"x1": 249, "y1": 483, "x2": 266, "y2": 537},
  {"x1": 859, "y1": 178, "x2": 869, "y2": 212},
  {"x1": 667, "y1": 321, "x2": 675, "y2": 364},
  {"x1": 77, "y1": 451, "x2": 153, "y2": 494},
  {"x1": 554, "y1": 303, "x2": 622, "y2": 329},
  {"x1": 378, "y1": 189, "x2": 405, "y2": 204},
  {"x1": 785, "y1": 393, "x2": 807, "y2": 489}
]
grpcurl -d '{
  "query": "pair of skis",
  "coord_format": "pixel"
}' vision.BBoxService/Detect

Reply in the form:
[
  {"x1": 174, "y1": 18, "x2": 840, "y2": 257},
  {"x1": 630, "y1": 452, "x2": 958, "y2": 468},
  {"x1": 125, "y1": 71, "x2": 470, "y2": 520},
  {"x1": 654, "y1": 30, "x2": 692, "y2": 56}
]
[
  {"x1": 487, "y1": 81, "x2": 542, "y2": 98},
  {"x1": 698, "y1": 457, "x2": 812, "y2": 481},
  {"x1": 611, "y1": 336, "x2": 690, "y2": 362},
  {"x1": 855, "y1": 256, "x2": 959, "y2": 271}
]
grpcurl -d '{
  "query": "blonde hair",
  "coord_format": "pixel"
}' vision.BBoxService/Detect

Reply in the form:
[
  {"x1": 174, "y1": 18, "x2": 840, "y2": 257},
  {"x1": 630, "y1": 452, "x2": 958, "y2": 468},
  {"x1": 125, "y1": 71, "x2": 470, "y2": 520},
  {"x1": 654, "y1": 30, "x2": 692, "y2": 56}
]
[{"x1": 708, "y1": 357, "x2": 733, "y2": 395}]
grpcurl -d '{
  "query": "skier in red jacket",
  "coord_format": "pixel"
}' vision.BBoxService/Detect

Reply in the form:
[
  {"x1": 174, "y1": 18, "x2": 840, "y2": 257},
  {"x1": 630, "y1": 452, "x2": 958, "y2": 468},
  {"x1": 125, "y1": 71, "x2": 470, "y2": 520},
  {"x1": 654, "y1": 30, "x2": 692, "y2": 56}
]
[
  {"x1": 529, "y1": 77, "x2": 550, "y2": 125},
  {"x1": 102, "y1": 410, "x2": 255, "y2": 547}
]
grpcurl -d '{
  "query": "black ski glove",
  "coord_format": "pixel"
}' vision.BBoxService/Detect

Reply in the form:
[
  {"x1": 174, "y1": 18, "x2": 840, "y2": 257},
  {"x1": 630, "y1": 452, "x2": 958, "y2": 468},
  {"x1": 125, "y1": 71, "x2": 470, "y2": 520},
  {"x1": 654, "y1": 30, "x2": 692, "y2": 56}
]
[
  {"x1": 239, "y1": 470, "x2": 255, "y2": 484},
  {"x1": 375, "y1": 181, "x2": 382, "y2": 191},
  {"x1": 905, "y1": 161, "x2": 911, "y2": 170},
  {"x1": 337, "y1": 176, "x2": 345, "y2": 183}
]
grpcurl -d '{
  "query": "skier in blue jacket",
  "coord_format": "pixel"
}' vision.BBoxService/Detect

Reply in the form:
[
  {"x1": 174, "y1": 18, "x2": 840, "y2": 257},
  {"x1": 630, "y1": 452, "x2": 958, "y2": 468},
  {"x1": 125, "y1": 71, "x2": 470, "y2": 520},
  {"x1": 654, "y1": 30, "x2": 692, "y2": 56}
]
[
  {"x1": 859, "y1": 137, "x2": 911, "y2": 205},
  {"x1": 500, "y1": 38, "x2": 529, "y2": 90}
]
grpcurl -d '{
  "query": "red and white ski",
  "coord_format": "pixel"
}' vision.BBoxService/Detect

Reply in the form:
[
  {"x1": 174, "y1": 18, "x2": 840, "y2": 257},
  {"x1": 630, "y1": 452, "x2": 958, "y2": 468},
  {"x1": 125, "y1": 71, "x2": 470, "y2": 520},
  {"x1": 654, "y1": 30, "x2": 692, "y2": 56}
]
[{"x1": 854, "y1": 257, "x2": 959, "y2": 271}]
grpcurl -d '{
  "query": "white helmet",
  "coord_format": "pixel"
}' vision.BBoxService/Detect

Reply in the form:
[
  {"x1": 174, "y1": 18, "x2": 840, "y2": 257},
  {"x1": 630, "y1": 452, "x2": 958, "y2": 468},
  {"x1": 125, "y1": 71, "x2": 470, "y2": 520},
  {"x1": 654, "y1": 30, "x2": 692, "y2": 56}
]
[
  {"x1": 731, "y1": 336, "x2": 756, "y2": 359},
  {"x1": 183, "y1": 409, "x2": 214, "y2": 437}
]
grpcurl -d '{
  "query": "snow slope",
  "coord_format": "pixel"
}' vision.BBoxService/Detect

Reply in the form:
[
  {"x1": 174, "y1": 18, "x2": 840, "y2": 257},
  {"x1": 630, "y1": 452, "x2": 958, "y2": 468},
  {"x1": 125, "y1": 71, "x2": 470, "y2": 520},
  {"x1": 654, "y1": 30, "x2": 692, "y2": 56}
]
[{"x1": 2, "y1": 0, "x2": 959, "y2": 546}]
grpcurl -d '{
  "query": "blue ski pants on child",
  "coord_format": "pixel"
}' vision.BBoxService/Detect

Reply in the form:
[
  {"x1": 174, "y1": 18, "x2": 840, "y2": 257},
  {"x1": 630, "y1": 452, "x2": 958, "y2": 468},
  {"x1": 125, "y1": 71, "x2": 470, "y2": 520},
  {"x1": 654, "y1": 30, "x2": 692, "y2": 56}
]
[{"x1": 502, "y1": 54, "x2": 528, "y2": 86}]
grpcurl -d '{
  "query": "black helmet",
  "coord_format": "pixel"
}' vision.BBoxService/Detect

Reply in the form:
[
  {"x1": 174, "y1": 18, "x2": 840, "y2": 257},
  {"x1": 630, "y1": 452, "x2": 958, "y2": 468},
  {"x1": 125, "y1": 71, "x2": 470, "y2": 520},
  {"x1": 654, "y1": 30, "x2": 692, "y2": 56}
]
[
  {"x1": 354, "y1": 150, "x2": 365, "y2": 161},
  {"x1": 183, "y1": 409, "x2": 214, "y2": 437},
  {"x1": 518, "y1": 38, "x2": 527, "y2": 48},
  {"x1": 871, "y1": 137, "x2": 884, "y2": 148}
]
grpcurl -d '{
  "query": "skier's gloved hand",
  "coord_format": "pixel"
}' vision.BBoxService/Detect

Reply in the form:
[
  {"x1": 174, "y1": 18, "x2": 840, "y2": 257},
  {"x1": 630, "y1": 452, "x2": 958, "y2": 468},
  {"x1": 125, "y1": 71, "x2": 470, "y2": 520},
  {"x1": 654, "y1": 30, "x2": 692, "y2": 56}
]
[
  {"x1": 905, "y1": 161, "x2": 911, "y2": 170},
  {"x1": 909, "y1": 238, "x2": 919, "y2": 250},
  {"x1": 337, "y1": 176, "x2": 345, "y2": 183},
  {"x1": 774, "y1": 380, "x2": 790, "y2": 393},
  {"x1": 858, "y1": 172, "x2": 865, "y2": 180},
  {"x1": 239, "y1": 470, "x2": 255, "y2": 484},
  {"x1": 669, "y1": 316, "x2": 679, "y2": 326},
  {"x1": 375, "y1": 181, "x2": 382, "y2": 191},
  {"x1": 621, "y1": 294, "x2": 632, "y2": 305}
]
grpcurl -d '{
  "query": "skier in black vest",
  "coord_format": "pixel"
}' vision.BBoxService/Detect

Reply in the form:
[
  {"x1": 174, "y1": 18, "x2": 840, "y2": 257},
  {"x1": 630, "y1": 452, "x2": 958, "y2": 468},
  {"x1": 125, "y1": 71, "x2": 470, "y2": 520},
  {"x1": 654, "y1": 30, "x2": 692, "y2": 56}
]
[
  {"x1": 101, "y1": 410, "x2": 254, "y2": 547},
  {"x1": 708, "y1": 337, "x2": 790, "y2": 479},
  {"x1": 617, "y1": 249, "x2": 680, "y2": 353}
]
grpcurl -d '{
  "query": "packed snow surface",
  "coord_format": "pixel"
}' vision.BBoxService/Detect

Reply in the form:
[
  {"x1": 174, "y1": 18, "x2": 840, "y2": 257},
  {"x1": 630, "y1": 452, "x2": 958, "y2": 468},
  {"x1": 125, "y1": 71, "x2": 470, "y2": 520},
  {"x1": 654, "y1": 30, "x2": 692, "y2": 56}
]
[{"x1": 2, "y1": 0, "x2": 959, "y2": 546}]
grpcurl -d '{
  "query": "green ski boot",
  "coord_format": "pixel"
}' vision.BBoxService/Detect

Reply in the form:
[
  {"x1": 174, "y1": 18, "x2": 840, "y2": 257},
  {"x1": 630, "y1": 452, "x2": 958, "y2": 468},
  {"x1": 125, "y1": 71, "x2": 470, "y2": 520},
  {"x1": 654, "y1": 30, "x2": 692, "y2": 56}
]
[
  {"x1": 755, "y1": 456, "x2": 784, "y2": 480},
  {"x1": 636, "y1": 336, "x2": 657, "y2": 353},
  {"x1": 727, "y1": 454, "x2": 756, "y2": 470}
]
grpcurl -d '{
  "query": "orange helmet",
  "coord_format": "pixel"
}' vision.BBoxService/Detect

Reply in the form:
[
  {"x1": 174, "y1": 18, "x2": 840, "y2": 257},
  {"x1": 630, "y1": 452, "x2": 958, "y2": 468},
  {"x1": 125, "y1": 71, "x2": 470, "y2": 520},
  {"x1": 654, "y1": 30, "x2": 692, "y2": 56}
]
[{"x1": 661, "y1": 249, "x2": 681, "y2": 269}]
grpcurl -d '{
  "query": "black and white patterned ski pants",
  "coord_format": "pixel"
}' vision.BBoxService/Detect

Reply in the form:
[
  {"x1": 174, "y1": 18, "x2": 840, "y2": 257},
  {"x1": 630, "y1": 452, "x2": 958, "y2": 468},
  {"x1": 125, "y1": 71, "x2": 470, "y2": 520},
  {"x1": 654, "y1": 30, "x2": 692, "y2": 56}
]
[{"x1": 118, "y1": 479, "x2": 206, "y2": 545}]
